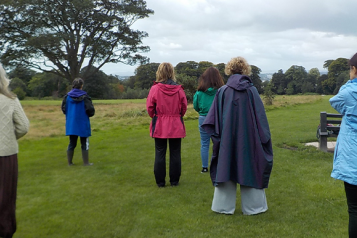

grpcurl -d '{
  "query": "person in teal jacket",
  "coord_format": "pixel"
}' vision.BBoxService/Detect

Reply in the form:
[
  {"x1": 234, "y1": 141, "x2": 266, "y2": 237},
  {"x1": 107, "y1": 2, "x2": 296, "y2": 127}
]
[
  {"x1": 193, "y1": 67, "x2": 224, "y2": 173},
  {"x1": 329, "y1": 52, "x2": 357, "y2": 238}
]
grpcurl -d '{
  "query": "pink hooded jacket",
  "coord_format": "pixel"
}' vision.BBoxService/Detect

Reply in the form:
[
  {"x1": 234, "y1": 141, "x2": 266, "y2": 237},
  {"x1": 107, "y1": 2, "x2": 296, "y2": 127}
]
[{"x1": 146, "y1": 80, "x2": 187, "y2": 138}]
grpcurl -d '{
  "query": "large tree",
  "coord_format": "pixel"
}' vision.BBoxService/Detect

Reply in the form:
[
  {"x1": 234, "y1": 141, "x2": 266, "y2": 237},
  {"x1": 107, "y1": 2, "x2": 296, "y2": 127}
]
[
  {"x1": 250, "y1": 65, "x2": 263, "y2": 94},
  {"x1": 134, "y1": 62, "x2": 160, "y2": 89},
  {"x1": 175, "y1": 61, "x2": 199, "y2": 78},
  {"x1": 284, "y1": 65, "x2": 308, "y2": 94},
  {"x1": 324, "y1": 58, "x2": 349, "y2": 94},
  {"x1": 270, "y1": 69, "x2": 286, "y2": 94},
  {"x1": 0, "y1": 0, "x2": 153, "y2": 82}
]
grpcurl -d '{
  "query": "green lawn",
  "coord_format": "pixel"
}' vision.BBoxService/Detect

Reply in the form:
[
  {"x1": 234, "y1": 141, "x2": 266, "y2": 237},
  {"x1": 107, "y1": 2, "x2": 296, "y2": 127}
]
[{"x1": 15, "y1": 95, "x2": 346, "y2": 237}]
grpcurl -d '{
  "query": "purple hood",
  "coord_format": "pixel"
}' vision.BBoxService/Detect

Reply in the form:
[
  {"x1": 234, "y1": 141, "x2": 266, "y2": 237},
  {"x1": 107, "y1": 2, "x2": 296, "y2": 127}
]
[
  {"x1": 226, "y1": 74, "x2": 253, "y2": 91},
  {"x1": 67, "y1": 89, "x2": 87, "y2": 98}
]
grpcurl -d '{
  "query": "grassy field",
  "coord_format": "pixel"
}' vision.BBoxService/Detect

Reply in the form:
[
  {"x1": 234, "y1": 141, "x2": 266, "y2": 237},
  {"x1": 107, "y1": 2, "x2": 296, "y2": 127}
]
[{"x1": 14, "y1": 95, "x2": 346, "y2": 238}]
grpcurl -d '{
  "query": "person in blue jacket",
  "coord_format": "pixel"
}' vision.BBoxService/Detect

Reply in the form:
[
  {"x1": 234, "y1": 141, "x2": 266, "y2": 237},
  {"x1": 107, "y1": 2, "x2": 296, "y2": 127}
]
[
  {"x1": 329, "y1": 52, "x2": 357, "y2": 238},
  {"x1": 61, "y1": 78, "x2": 95, "y2": 166}
]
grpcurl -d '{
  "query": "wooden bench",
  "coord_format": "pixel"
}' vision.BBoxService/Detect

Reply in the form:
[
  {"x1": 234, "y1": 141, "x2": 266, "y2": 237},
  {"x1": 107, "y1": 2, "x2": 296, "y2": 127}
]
[{"x1": 318, "y1": 111, "x2": 342, "y2": 152}]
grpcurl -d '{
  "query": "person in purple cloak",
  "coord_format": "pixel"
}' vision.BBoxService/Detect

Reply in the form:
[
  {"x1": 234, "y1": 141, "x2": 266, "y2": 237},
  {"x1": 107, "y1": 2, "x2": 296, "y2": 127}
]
[{"x1": 201, "y1": 57, "x2": 273, "y2": 215}]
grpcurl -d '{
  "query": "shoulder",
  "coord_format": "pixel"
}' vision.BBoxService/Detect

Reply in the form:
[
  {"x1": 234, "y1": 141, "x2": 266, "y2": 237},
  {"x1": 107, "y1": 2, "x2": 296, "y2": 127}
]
[
  {"x1": 336, "y1": 82, "x2": 355, "y2": 98},
  {"x1": 248, "y1": 85, "x2": 259, "y2": 94},
  {"x1": 0, "y1": 94, "x2": 17, "y2": 106},
  {"x1": 217, "y1": 85, "x2": 228, "y2": 94},
  {"x1": 84, "y1": 94, "x2": 92, "y2": 100}
]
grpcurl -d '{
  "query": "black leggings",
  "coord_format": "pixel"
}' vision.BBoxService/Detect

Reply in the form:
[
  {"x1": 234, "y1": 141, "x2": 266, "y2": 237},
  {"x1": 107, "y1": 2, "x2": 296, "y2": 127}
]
[
  {"x1": 67, "y1": 135, "x2": 89, "y2": 151},
  {"x1": 345, "y1": 182, "x2": 357, "y2": 238},
  {"x1": 154, "y1": 138, "x2": 181, "y2": 186}
]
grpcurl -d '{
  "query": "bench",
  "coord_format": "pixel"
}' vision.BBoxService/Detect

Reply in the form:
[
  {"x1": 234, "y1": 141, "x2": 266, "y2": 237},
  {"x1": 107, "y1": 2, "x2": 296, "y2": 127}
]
[{"x1": 318, "y1": 111, "x2": 342, "y2": 152}]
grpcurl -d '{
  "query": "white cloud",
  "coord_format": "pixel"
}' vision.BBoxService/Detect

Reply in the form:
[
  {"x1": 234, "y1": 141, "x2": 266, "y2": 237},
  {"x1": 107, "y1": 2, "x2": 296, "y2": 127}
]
[{"x1": 103, "y1": 0, "x2": 357, "y2": 76}]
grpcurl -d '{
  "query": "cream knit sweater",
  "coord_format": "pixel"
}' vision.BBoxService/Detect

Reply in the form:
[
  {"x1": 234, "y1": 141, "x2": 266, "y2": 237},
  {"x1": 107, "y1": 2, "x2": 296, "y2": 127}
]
[{"x1": 0, "y1": 94, "x2": 29, "y2": 156}]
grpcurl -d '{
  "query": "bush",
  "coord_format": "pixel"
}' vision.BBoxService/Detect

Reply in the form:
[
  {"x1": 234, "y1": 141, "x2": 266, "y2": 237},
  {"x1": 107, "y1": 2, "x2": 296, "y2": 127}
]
[
  {"x1": 263, "y1": 84, "x2": 275, "y2": 105},
  {"x1": 121, "y1": 87, "x2": 149, "y2": 99},
  {"x1": 12, "y1": 87, "x2": 26, "y2": 100}
]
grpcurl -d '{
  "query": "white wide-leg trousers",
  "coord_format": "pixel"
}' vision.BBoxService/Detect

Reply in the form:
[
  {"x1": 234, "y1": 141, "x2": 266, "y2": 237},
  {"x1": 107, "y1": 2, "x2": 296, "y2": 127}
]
[{"x1": 211, "y1": 180, "x2": 268, "y2": 215}]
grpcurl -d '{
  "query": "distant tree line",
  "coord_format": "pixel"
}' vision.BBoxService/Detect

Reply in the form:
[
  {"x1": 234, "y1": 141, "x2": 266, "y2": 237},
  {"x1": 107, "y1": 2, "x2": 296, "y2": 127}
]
[
  {"x1": 126, "y1": 61, "x2": 264, "y2": 102},
  {"x1": 269, "y1": 58, "x2": 349, "y2": 95},
  {"x1": 7, "y1": 58, "x2": 350, "y2": 101}
]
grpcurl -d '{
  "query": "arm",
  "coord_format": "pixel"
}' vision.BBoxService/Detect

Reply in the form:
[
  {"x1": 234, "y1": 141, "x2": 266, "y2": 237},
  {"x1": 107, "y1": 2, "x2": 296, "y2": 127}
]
[
  {"x1": 146, "y1": 87, "x2": 156, "y2": 118},
  {"x1": 250, "y1": 87, "x2": 271, "y2": 144},
  {"x1": 180, "y1": 87, "x2": 187, "y2": 116},
  {"x1": 13, "y1": 98, "x2": 30, "y2": 139},
  {"x1": 84, "y1": 96, "x2": 95, "y2": 117},
  {"x1": 193, "y1": 91, "x2": 199, "y2": 112},
  {"x1": 61, "y1": 95, "x2": 67, "y2": 114},
  {"x1": 329, "y1": 84, "x2": 348, "y2": 115}
]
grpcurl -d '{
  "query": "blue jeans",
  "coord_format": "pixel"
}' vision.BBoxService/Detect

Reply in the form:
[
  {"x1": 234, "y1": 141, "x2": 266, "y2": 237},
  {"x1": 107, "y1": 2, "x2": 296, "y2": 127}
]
[{"x1": 199, "y1": 116, "x2": 211, "y2": 168}]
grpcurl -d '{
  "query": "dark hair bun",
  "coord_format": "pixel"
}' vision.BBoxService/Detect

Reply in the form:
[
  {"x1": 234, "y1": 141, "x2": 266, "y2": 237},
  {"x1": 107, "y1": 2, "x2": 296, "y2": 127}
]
[{"x1": 72, "y1": 78, "x2": 84, "y2": 89}]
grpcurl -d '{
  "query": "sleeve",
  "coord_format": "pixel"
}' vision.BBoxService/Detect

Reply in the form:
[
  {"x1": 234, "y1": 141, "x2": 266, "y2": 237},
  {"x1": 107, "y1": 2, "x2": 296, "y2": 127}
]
[
  {"x1": 146, "y1": 87, "x2": 156, "y2": 118},
  {"x1": 61, "y1": 95, "x2": 67, "y2": 114},
  {"x1": 180, "y1": 87, "x2": 187, "y2": 116},
  {"x1": 193, "y1": 91, "x2": 199, "y2": 113},
  {"x1": 201, "y1": 92, "x2": 218, "y2": 135},
  {"x1": 330, "y1": 84, "x2": 348, "y2": 115},
  {"x1": 250, "y1": 88, "x2": 271, "y2": 144},
  {"x1": 13, "y1": 98, "x2": 30, "y2": 139},
  {"x1": 84, "y1": 96, "x2": 95, "y2": 117}
]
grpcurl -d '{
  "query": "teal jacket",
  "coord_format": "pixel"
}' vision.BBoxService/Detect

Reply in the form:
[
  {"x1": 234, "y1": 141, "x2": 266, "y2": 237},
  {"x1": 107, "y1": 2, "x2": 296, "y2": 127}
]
[
  {"x1": 193, "y1": 87, "x2": 217, "y2": 116},
  {"x1": 330, "y1": 78, "x2": 357, "y2": 185}
]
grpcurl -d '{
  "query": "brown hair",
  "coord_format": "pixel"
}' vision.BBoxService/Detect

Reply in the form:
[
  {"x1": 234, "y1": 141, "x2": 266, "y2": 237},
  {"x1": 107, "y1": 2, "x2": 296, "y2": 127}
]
[
  {"x1": 0, "y1": 64, "x2": 16, "y2": 99},
  {"x1": 349, "y1": 52, "x2": 357, "y2": 68},
  {"x1": 156, "y1": 62, "x2": 176, "y2": 82},
  {"x1": 72, "y1": 78, "x2": 84, "y2": 89},
  {"x1": 224, "y1": 57, "x2": 251, "y2": 76},
  {"x1": 197, "y1": 67, "x2": 224, "y2": 91}
]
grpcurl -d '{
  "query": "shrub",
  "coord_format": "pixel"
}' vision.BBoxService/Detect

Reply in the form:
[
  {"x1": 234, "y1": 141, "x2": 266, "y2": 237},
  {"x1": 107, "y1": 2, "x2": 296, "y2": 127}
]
[
  {"x1": 263, "y1": 84, "x2": 275, "y2": 105},
  {"x1": 12, "y1": 87, "x2": 26, "y2": 100}
]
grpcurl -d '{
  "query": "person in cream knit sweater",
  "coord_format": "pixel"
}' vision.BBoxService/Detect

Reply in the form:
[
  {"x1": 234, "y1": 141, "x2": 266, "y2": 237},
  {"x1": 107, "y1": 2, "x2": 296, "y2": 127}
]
[{"x1": 0, "y1": 64, "x2": 29, "y2": 238}]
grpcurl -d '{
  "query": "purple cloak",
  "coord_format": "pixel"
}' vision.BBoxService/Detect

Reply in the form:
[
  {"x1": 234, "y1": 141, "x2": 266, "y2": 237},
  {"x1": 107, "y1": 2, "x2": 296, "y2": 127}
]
[{"x1": 201, "y1": 74, "x2": 273, "y2": 189}]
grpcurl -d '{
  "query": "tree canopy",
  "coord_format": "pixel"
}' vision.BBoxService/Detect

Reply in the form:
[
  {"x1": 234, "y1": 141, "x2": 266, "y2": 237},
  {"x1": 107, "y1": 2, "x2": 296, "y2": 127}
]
[{"x1": 0, "y1": 0, "x2": 153, "y2": 82}]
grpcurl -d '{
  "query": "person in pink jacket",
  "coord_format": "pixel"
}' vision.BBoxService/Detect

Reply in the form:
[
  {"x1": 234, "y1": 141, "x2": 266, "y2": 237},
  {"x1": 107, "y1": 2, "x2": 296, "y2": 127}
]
[{"x1": 146, "y1": 62, "x2": 187, "y2": 187}]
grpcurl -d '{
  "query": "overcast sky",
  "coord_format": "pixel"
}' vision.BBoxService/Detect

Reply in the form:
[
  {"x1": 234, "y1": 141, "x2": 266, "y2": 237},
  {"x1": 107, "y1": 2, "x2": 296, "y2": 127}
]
[{"x1": 101, "y1": 0, "x2": 357, "y2": 76}]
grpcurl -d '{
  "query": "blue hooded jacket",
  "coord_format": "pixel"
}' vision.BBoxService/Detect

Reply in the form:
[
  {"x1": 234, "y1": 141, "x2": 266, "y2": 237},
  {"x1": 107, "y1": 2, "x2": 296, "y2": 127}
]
[
  {"x1": 330, "y1": 78, "x2": 357, "y2": 185},
  {"x1": 61, "y1": 89, "x2": 95, "y2": 137}
]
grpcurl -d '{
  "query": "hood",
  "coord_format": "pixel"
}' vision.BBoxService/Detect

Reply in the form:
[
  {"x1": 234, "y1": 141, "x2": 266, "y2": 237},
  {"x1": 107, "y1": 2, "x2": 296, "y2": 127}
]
[
  {"x1": 203, "y1": 87, "x2": 217, "y2": 96},
  {"x1": 68, "y1": 89, "x2": 87, "y2": 97},
  {"x1": 226, "y1": 74, "x2": 253, "y2": 91},
  {"x1": 154, "y1": 80, "x2": 183, "y2": 96},
  {"x1": 67, "y1": 89, "x2": 87, "y2": 102},
  {"x1": 346, "y1": 78, "x2": 357, "y2": 101}
]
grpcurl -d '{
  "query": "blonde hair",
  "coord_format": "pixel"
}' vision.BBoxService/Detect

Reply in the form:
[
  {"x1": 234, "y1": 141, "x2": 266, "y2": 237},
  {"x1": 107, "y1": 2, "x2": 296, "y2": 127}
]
[
  {"x1": 224, "y1": 57, "x2": 251, "y2": 76},
  {"x1": 0, "y1": 64, "x2": 16, "y2": 99},
  {"x1": 156, "y1": 62, "x2": 176, "y2": 82}
]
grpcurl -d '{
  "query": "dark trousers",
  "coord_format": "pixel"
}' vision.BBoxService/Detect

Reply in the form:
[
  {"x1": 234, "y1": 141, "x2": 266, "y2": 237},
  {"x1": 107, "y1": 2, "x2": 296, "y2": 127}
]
[
  {"x1": 345, "y1": 182, "x2": 357, "y2": 238},
  {"x1": 154, "y1": 138, "x2": 181, "y2": 186},
  {"x1": 0, "y1": 155, "x2": 18, "y2": 238},
  {"x1": 68, "y1": 135, "x2": 89, "y2": 151}
]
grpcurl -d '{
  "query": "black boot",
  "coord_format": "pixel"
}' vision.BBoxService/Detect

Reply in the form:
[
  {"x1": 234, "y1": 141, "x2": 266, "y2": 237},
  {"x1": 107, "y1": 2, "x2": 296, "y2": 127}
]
[
  {"x1": 82, "y1": 150, "x2": 93, "y2": 166},
  {"x1": 67, "y1": 150, "x2": 74, "y2": 166}
]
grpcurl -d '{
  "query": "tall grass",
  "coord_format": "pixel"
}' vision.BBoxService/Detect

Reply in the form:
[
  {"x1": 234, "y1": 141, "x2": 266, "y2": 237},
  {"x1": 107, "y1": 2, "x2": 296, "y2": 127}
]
[{"x1": 14, "y1": 95, "x2": 346, "y2": 237}]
